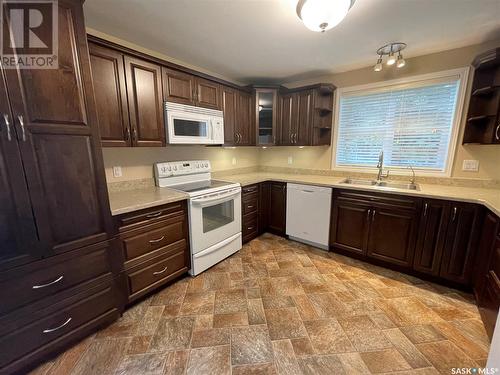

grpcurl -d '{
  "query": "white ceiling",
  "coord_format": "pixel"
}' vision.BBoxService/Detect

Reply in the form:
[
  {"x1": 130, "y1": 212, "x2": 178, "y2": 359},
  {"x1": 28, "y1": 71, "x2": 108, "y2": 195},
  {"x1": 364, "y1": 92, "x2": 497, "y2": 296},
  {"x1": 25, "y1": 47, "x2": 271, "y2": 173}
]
[{"x1": 84, "y1": 0, "x2": 500, "y2": 84}]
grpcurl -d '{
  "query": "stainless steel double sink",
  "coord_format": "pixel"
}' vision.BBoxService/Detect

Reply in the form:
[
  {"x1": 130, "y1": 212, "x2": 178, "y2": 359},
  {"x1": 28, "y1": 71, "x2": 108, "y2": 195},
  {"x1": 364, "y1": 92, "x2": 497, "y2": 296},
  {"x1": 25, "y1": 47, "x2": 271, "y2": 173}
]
[{"x1": 340, "y1": 178, "x2": 420, "y2": 191}]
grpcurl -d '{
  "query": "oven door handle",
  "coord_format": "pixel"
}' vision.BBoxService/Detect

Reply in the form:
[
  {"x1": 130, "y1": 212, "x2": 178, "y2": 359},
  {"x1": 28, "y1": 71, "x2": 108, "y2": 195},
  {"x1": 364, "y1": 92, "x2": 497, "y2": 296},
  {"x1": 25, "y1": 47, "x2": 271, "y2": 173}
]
[
  {"x1": 193, "y1": 233, "x2": 241, "y2": 259},
  {"x1": 191, "y1": 189, "x2": 240, "y2": 207}
]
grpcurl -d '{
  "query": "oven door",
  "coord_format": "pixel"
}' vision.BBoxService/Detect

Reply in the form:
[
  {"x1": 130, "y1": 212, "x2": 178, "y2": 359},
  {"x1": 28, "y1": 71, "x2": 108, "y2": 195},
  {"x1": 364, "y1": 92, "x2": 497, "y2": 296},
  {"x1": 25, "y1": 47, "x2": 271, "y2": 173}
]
[
  {"x1": 189, "y1": 187, "x2": 241, "y2": 252},
  {"x1": 166, "y1": 110, "x2": 212, "y2": 144}
]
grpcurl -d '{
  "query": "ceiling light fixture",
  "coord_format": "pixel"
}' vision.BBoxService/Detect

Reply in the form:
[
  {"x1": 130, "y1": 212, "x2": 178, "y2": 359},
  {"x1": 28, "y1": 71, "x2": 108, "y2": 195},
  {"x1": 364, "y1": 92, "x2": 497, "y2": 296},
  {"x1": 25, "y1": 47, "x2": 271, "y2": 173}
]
[
  {"x1": 373, "y1": 42, "x2": 407, "y2": 72},
  {"x1": 296, "y1": 0, "x2": 356, "y2": 33}
]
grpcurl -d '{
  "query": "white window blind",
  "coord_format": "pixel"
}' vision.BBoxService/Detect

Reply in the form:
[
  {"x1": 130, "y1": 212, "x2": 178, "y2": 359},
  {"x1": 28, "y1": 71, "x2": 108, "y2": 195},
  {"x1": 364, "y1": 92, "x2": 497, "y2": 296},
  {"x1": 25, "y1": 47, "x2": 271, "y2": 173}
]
[{"x1": 335, "y1": 76, "x2": 462, "y2": 173}]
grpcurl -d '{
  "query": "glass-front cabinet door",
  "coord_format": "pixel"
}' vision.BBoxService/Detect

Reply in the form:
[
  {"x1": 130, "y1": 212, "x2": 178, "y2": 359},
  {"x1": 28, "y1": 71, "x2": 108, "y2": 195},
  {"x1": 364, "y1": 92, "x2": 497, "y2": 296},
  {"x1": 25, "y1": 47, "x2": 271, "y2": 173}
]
[{"x1": 255, "y1": 88, "x2": 277, "y2": 145}]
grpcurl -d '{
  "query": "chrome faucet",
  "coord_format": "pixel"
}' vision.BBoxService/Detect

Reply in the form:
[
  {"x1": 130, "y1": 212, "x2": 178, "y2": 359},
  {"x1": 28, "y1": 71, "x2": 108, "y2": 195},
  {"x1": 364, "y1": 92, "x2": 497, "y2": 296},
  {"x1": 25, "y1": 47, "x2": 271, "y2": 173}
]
[
  {"x1": 376, "y1": 151, "x2": 389, "y2": 181},
  {"x1": 408, "y1": 165, "x2": 416, "y2": 185}
]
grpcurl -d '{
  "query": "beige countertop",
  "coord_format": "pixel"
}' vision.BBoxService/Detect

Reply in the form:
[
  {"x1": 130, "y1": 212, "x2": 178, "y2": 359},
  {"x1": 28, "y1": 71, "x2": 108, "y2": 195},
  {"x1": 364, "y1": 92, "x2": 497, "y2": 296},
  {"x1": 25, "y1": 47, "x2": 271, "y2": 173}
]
[
  {"x1": 108, "y1": 186, "x2": 189, "y2": 216},
  {"x1": 220, "y1": 172, "x2": 500, "y2": 217},
  {"x1": 108, "y1": 172, "x2": 500, "y2": 217}
]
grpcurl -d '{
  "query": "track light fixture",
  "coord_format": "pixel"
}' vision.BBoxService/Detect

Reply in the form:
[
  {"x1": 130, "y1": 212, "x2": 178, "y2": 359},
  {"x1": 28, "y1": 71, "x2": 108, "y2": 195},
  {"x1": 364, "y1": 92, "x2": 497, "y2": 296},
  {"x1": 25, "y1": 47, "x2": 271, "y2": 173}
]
[{"x1": 373, "y1": 42, "x2": 407, "y2": 72}]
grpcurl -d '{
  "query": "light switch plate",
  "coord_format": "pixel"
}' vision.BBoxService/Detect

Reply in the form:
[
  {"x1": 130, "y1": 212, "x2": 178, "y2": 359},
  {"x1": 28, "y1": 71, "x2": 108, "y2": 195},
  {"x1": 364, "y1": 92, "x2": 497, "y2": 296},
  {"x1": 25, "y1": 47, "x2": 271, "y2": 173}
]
[
  {"x1": 287, "y1": 156, "x2": 293, "y2": 165},
  {"x1": 112, "y1": 166, "x2": 122, "y2": 178},
  {"x1": 462, "y1": 159, "x2": 479, "y2": 172}
]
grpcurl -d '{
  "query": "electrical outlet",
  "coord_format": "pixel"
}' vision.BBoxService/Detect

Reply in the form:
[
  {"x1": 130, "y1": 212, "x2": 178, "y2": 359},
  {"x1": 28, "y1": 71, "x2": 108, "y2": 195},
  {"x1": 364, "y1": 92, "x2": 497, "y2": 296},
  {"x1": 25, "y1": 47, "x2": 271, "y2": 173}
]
[
  {"x1": 287, "y1": 156, "x2": 293, "y2": 165},
  {"x1": 112, "y1": 166, "x2": 122, "y2": 178},
  {"x1": 462, "y1": 160, "x2": 479, "y2": 172},
  {"x1": 232, "y1": 157, "x2": 237, "y2": 166}
]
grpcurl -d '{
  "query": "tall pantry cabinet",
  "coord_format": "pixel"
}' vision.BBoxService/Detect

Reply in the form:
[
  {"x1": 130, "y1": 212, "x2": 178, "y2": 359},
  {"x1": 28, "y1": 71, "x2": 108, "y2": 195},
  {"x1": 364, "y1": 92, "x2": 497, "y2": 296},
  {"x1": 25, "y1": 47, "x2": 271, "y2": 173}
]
[{"x1": 0, "y1": 0, "x2": 120, "y2": 373}]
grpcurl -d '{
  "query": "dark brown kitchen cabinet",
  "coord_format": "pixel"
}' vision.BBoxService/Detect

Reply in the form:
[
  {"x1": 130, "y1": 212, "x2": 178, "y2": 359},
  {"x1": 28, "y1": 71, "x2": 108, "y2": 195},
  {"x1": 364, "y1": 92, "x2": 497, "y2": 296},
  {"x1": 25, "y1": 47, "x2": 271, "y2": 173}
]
[
  {"x1": 162, "y1": 67, "x2": 196, "y2": 105},
  {"x1": 88, "y1": 43, "x2": 131, "y2": 147},
  {"x1": 0, "y1": 71, "x2": 40, "y2": 270},
  {"x1": 236, "y1": 90, "x2": 255, "y2": 145},
  {"x1": 462, "y1": 48, "x2": 500, "y2": 145},
  {"x1": 367, "y1": 206, "x2": 419, "y2": 268},
  {"x1": 0, "y1": 0, "x2": 119, "y2": 372},
  {"x1": 2, "y1": 0, "x2": 113, "y2": 257},
  {"x1": 439, "y1": 202, "x2": 481, "y2": 285},
  {"x1": 255, "y1": 88, "x2": 278, "y2": 145},
  {"x1": 330, "y1": 199, "x2": 370, "y2": 256},
  {"x1": 277, "y1": 84, "x2": 334, "y2": 146},
  {"x1": 222, "y1": 86, "x2": 254, "y2": 145},
  {"x1": 125, "y1": 56, "x2": 165, "y2": 147},
  {"x1": 478, "y1": 234, "x2": 500, "y2": 339},
  {"x1": 242, "y1": 184, "x2": 260, "y2": 243},
  {"x1": 163, "y1": 67, "x2": 221, "y2": 110},
  {"x1": 258, "y1": 182, "x2": 286, "y2": 236},
  {"x1": 222, "y1": 86, "x2": 237, "y2": 144},
  {"x1": 413, "y1": 199, "x2": 450, "y2": 276},
  {"x1": 330, "y1": 190, "x2": 420, "y2": 270}
]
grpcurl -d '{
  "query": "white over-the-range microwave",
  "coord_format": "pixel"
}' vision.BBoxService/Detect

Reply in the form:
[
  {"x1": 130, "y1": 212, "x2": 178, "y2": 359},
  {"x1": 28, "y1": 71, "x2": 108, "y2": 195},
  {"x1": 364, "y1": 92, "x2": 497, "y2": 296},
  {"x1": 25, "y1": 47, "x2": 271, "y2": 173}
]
[{"x1": 165, "y1": 102, "x2": 224, "y2": 144}]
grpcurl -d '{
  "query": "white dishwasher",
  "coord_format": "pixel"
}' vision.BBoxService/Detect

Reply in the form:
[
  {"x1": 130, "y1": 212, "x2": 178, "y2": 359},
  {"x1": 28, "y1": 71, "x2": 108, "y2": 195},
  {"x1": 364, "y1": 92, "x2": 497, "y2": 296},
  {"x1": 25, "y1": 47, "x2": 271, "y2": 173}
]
[{"x1": 286, "y1": 183, "x2": 332, "y2": 249}]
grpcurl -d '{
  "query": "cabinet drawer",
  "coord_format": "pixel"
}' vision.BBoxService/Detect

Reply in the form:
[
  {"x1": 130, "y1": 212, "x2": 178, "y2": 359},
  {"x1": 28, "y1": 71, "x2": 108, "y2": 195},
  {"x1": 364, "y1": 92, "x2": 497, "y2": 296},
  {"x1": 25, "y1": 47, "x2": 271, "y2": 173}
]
[
  {"x1": 0, "y1": 284, "x2": 117, "y2": 369},
  {"x1": 242, "y1": 184, "x2": 259, "y2": 196},
  {"x1": 0, "y1": 242, "x2": 112, "y2": 316},
  {"x1": 243, "y1": 213, "x2": 258, "y2": 242},
  {"x1": 117, "y1": 201, "x2": 186, "y2": 231},
  {"x1": 335, "y1": 190, "x2": 419, "y2": 210},
  {"x1": 127, "y1": 249, "x2": 188, "y2": 299},
  {"x1": 122, "y1": 219, "x2": 185, "y2": 261},
  {"x1": 242, "y1": 195, "x2": 258, "y2": 215}
]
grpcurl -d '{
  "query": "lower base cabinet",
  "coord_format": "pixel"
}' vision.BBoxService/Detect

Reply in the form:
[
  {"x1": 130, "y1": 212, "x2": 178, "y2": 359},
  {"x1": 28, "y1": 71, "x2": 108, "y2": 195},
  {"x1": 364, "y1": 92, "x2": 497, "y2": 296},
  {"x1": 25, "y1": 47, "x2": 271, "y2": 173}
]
[{"x1": 115, "y1": 201, "x2": 190, "y2": 304}]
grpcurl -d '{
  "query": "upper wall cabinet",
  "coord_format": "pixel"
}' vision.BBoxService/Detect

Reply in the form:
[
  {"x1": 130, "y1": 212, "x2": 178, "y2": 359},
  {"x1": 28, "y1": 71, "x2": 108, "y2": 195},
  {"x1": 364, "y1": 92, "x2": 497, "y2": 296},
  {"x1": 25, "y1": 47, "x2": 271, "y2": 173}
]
[
  {"x1": 222, "y1": 86, "x2": 255, "y2": 146},
  {"x1": 89, "y1": 42, "x2": 165, "y2": 147},
  {"x1": 163, "y1": 67, "x2": 222, "y2": 110},
  {"x1": 463, "y1": 48, "x2": 500, "y2": 145},
  {"x1": 255, "y1": 88, "x2": 278, "y2": 145},
  {"x1": 278, "y1": 84, "x2": 335, "y2": 146}
]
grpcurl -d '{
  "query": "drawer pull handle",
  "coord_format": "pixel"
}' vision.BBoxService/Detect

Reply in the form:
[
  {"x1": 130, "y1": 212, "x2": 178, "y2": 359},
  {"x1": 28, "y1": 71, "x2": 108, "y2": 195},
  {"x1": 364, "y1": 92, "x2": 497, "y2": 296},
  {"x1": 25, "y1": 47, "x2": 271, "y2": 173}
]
[
  {"x1": 153, "y1": 266, "x2": 169, "y2": 276},
  {"x1": 366, "y1": 209, "x2": 371, "y2": 221},
  {"x1": 452, "y1": 207, "x2": 457, "y2": 222},
  {"x1": 32, "y1": 275, "x2": 64, "y2": 289},
  {"x1": 43, "y1": 317, "x2": 72, "y2": 334},
  {"x1": 149, "y1": 236, "x2": 165, "y2": 244},
  {"x1": 423, "y1": 203, "x2": 428, "y2": 217},
  {"x1": 247, "y1": 226, "x2": 254, "y2": 230},
  {"x1": 371, "y1": 210, "x2": 376, "y2": 221},
  {"x1": 146, "y1": 211, "x2": 163, "y2": 219},
  {"x1": 247, "y1": 205, "x2": 254, "y2": 209}
]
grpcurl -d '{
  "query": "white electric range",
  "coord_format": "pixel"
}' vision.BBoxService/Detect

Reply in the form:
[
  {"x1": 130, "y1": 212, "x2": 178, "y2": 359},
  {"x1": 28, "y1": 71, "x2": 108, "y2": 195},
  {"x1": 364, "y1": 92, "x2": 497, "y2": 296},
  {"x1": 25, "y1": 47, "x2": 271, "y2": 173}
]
[{"x1": 154, "y1": 160, "x2": 242, "y2": 276}]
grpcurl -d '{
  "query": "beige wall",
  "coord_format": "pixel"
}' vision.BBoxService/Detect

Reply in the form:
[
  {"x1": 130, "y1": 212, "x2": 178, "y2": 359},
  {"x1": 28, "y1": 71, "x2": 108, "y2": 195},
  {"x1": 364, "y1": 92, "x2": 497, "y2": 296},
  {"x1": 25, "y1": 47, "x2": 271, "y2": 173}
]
[
  {"x1": 103, "y1": 147, "x2": 259, "y2": 182},
  {"x1": 261, "y1": 39, "x2": 500, "y2": 180},
  {"x1": 92, "y1": 29, "x2": 500, "y2": 183}
]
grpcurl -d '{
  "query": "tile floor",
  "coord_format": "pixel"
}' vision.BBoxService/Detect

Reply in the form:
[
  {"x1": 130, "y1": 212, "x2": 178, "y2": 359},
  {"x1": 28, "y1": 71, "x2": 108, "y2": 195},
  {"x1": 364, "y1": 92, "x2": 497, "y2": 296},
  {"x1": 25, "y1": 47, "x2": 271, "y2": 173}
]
[{"x1": 30, "y1": 234, "x2": 491, "y2": 375}]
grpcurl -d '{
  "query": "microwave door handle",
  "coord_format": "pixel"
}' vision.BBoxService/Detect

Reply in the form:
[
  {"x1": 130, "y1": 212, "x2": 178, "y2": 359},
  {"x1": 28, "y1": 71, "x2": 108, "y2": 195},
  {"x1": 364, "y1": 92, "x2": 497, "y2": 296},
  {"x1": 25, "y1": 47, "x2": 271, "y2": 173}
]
[{"x1": 192, "y1": 189, "x2": 240, "y2": 207}]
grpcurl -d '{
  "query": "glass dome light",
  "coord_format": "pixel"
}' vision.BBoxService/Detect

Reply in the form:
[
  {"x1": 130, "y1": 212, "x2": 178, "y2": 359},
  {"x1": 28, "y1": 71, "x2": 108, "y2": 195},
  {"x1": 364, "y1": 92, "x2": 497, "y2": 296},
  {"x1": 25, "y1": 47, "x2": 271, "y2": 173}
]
[{"x1": 297, "y1": 0, "x2": 355, "y2": 33}]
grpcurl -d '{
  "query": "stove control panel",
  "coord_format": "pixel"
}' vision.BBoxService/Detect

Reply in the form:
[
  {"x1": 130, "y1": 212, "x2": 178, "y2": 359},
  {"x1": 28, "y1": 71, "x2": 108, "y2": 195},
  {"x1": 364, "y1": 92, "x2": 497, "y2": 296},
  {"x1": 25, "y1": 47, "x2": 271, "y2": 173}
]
[{"x1": 155, "y1": 160, "x2": 211, "y2": 178}]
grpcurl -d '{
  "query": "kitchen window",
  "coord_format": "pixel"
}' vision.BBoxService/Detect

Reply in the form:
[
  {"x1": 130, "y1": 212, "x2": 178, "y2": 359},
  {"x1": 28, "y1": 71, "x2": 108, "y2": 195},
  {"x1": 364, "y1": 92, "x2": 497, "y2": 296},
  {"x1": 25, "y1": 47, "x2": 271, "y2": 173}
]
[{"x1": 333, "y1": 68, "x2": 469, "y2": 176}]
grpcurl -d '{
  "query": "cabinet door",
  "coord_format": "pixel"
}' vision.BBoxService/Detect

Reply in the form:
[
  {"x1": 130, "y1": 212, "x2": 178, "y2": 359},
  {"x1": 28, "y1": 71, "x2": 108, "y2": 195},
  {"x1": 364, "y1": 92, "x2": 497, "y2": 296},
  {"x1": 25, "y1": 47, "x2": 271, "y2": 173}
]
[
  {"x1": 2, "y1": 0, "x2": 112, "y2": 256},
  {"x1": 88, "y1": 43, "x2": 131, "y2": 147},
  {"x1": 268, "y1": 182, "x2": 286, "y2": 235},
  {"x1": 473, "y1": 212, "x2": 499, "y2": 297},
  {"x1": 413, "y1": 200, "x2": 449, "y2": 276},
  {"x1": 259, "y1": 182, "x2": 270, "y2": 234},
  {"x1": 295, "y1": 90, "x2": 312, "y2": 146},
  {"x1": 330, "y1": 199, "x2": 370, "y2": 256},
  {"x1": 440, "y1": 202, "x2": 480, "y2": 284},
  {"x1": 278, "y1": 94, "x2": 294, "y2": 145},
  {"x1": 367, "y1": 206, "x2": 418, "y2": 268},
  {"x1": 195, "y1": 78, "x2": 221, "y2": 110},
  {"x1": 236, "y1": 91, "x2": 254, "y2": 145},
  {"x1": 162, "y1": 67, "x2": 196, "y2": 106},
  {"x1": 221, "y1": 86, "x2": 237, "y2": 144},
  {"x1": 125, "y1": 56, "x2": 165, "y2": 147},
  {"x1": 0, "y1": 71, "x2": 40, "y2": 270}
]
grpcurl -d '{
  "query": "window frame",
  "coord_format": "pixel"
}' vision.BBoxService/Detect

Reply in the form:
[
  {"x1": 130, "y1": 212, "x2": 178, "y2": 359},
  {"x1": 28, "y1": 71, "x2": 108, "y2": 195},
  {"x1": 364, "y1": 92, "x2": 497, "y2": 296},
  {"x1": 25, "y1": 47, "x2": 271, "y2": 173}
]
[{"x1": 331, "y1": 67, "x2": 470, "y2": 177}]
